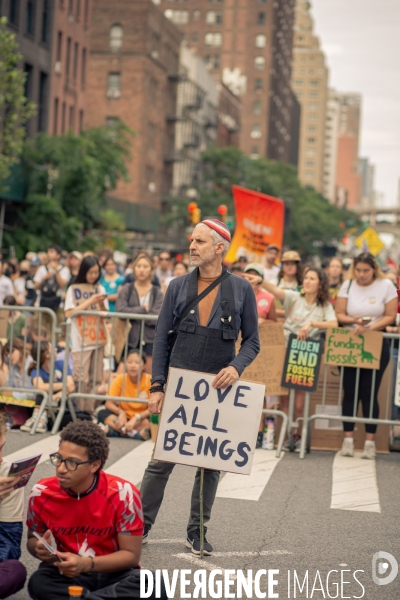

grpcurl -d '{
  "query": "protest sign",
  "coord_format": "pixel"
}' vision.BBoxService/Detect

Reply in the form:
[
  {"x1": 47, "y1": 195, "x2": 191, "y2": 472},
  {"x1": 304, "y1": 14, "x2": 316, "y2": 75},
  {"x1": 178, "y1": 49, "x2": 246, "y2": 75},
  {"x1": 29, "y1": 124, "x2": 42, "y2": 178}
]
[
  {"x1": 0, "y1": 310, "x2": 8, "y2": 340},
  {"x1": 153, "y1": 367, "x2": 265, "y2": 475},
  {"x1": 281, "y1": 334, "x2": 323, "y2": 392},
  {"x1": 70, "y1": 284, "x2": 107, "y2": 347},
  {"x1": 240, "y1": 322, "x2": 286, "y2": 395},
  {"x1": 225, "y1": 185, "x2": 284, "y2": 264},
  {"x1": 324, "y1": 327, "x2": 382, "y2": 370}
]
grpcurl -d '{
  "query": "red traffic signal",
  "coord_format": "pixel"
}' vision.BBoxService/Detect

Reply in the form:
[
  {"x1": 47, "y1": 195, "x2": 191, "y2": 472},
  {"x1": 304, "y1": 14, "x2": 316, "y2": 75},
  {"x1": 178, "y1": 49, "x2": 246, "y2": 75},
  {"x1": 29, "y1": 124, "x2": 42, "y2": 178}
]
[
  {"x1": 188, "y1": 202, "x2": 197, "y2": 213},
  {"x1": 217, "y1": 205, "x2": 228, "y2": 216}
]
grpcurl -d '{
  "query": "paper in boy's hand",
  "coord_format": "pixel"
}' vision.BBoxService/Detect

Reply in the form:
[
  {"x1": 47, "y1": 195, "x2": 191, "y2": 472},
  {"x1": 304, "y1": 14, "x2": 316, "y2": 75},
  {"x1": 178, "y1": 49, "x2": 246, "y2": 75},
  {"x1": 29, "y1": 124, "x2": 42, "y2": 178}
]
[
  {"x1": 7, "y1": 453, "x2": 41, "y2": 489},
  {"x1": 32, "y1": 531, "x2": 57, "y2": 556}
]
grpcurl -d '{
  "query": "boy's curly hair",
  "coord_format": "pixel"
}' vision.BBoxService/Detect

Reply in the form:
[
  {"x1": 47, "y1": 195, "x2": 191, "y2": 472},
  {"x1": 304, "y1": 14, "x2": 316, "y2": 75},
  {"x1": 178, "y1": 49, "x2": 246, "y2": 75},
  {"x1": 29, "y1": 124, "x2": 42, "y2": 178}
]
[{"x1": 59, "y1": 420, "x2": 110, "y2": 470}]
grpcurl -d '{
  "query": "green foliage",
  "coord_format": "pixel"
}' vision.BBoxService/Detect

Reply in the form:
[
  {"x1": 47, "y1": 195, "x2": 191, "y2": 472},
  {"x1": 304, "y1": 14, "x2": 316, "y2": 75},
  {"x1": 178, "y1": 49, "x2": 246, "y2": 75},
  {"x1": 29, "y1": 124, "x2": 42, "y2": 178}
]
[
  {"x1": 0, "y1": 17, "x2": 36, "y2": 188},
  {"x1": 5, "y1": 121, "x2": 133, "y2": 257},
  {"x1": 164, "y1": 146, "x2": 359, "y2": 256}
]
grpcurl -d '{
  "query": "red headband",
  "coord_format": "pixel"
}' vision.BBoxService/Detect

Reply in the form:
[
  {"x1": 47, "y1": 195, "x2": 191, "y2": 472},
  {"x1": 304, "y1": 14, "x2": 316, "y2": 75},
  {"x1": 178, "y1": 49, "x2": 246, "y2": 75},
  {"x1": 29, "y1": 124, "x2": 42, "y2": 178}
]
[{"x1": 200, "y1": 219, "x2": 231, "y2": 242}]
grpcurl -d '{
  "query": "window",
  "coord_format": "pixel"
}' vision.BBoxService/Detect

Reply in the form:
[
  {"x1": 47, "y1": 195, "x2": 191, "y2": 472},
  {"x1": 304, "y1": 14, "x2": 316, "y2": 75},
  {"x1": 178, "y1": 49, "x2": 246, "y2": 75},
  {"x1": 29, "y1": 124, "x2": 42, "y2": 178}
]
[
  {"x1": 56, "y1": 31, "x2": 62, "y2": 61},
  {"x1": 205, "y1": 54, "x2": 220, "y2": 70},
  {"x1": 106, "y1": 117, "x2": 119, "y2": 127},
  {"x1": 257, "y1": 12, "x2": 265, "y2": 25},
  {"x1": 38, "y1": 72, "x2": 48, "y2": 131},
  {"x1": 25, "y1": 0, "x2": 35, "y2": 36},
  {"x1": 84, "y1": 0, "x2": 89, "y2": 28},
  {"x1": 164, "y1": 9, "x2": 189, "y2": 24},
  {"x1": 254, "y1": 78, "x2": 263, "y2": 90},
  {"x1": 109, "y1": 24, "x2": 123, "y2": 52},
  {"x1": 41, "y1": 0, "x2": 49, "y2": 43},
  {"x1": 308, "y1": 103, "x2": 317, "y2": 110},
  {"x1": 53, "y1": 98, "x2": 59, "y2": 135},
  {"x1": 305, "y1": 171, "x2": 314, "y2": 179},
  {"x1": 66, "y1": 37, "x2": 71, "y2": 77},
  {"x1": 307, "y1": 113, "x2": 317, "y2": 121},
  {"x1": 206, "y1": 10, "x2": 222, "y2": 24},
  {"x1": 79, "y1": 110, "x2": 84, "y2": 132},
  {"x1": 23, "y1": 63, "x2": 33, "y2": 99},
  {"x1": 309, "y1": 91, "x2": 318, "y2": 98},
  {"x1": 306, "y1": 160, "x2": 314, "y2": 167},
  {"x1": 205, "y1": 32, "x2": 222, "y2": 46},
  {"x1": 61, "y1": 102, "x2": 66, "y2": 133},
  {"x1": 255, "y1": 34, "x2": 266, "y2": 48},
  {"x1": 251, "y1": 124, "x2": 261, "y2": 139},
  {"x1": 191, "y1": 32, "x2": 198, "y2": 42},
  {"x1": 254, "y1": 56, "x2": 265, "y2": 71},
  {"x1": 73, "y1": 42, "x2": 79, "y2": 80},
  {"x1": 251, "y1": 146, "x2": 259, "y2": 157},
  {"x1": 307, "y1": 126, "x2": 316, "y2": 132},
  {"x1": 252, "y1": 100, "x2": 262, "y2": 116},
  {"x1": 310, "y1": 79, "x2": 319, "y2": 87},
  {"x1": 193, "y1": 10, "x2": 200, "y2": 20},
  {"x1": 69, "y1": 105, "x2": 74, "y2": 129},
  {"x1": 81, "y1": 47, "x2": 86, "y2": 87},
  {"x1": 76, "y1": 0, "x2": 80, "y2": 18},
  {"x1": 68, "y1": 0, "x2": 73, "y2": 12},
  {"x1": 307, "y1": 137, "x2": 316, "y2": 144},
  {"x1": 9, "y1": 0, "x2": 19, "y2": 26},
  {"x1": 107, "y1": 72, "x2": 121, "y2": 98},
  {"x1": 306, "y1": 149, "x2": 315, "y2": 156},
  {"x1": 294, "y1": 79, "x2": 303, "y2": 86}
]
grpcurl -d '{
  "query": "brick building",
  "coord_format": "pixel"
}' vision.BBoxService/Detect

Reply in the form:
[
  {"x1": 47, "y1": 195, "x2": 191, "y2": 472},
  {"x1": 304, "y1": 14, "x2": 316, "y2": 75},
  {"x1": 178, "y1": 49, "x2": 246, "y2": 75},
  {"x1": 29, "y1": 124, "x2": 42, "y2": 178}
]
[
  {"x1": 2, "y1": 0, "x2": 54, "y2": 136},
  {"x1": 48, "y1": 0, "x2": 92, "y2": 136},
  {"x1": 335, "y1": 93, "x2": 362, "y2": 208},
  {"x1": 85, "y1": 0, "x2": 181, "y2": 219},
  {"x1": 216, "y1": 82, "x2": 241, "y2": 149},
  {"x1": 159, "y1": 0, "x2": 298, "y2": 164}
]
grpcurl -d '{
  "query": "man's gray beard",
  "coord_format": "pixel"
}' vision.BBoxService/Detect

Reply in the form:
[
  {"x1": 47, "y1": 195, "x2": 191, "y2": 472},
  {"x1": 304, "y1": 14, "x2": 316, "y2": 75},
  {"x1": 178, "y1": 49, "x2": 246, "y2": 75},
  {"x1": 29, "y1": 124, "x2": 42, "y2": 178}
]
[{"x1": 190, "y1": 249, "x2": 215, "y2": 267}]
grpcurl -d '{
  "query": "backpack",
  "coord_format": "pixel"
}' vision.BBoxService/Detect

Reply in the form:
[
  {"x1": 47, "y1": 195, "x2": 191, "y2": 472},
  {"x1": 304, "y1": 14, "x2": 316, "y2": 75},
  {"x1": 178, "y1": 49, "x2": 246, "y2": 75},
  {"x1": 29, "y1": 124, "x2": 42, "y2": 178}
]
[{"x1": 39, "y1": 268, "x2": 62, "y2": 310}]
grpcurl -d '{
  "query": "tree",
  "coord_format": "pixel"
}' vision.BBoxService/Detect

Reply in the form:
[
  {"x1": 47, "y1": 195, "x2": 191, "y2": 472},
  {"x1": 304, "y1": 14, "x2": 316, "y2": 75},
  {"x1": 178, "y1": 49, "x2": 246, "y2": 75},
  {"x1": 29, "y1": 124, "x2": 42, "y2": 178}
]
[
  {"x1": 162, "y1": 147, "x2": 359, "y2": 256},
  {"x1": 0, "y1": 17, "x2": 35, "y2": 188},
  {"x1": 5, "y1": 121, "x2": 134, "y2": 256}
]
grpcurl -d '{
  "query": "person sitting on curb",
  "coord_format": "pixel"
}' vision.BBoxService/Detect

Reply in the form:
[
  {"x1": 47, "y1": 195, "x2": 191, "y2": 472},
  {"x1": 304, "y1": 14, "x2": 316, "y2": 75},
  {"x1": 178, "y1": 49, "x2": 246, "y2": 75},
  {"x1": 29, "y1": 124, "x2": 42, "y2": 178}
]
[
  {"x1": 0, "y1": 411, "x2": 27, "y2": 599},
  {"x1": 97, "y1": 349, "x2": 151, "y2": 440},
  {"x1": 26, "y1": 420, "x2": 166, "y2": 600}
]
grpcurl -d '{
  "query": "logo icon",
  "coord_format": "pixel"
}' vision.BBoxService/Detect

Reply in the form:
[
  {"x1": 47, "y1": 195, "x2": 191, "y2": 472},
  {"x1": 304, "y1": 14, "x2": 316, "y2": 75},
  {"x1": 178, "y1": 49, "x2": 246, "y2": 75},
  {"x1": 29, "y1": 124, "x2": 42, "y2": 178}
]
[{"x1": 372, "y1": 551, "x2": 398, "y2": 586}]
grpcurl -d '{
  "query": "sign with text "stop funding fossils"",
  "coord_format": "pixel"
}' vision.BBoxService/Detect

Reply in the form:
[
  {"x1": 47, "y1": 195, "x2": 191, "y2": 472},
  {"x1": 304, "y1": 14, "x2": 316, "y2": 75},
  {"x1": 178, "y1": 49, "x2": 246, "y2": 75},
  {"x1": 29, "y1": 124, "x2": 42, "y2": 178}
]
[
  {"x1": 153, "y1": 368, "x2": 265, "y2": 475},
  {"x1": 281, "y1": 334, "x2": 324, "y2": 392}
]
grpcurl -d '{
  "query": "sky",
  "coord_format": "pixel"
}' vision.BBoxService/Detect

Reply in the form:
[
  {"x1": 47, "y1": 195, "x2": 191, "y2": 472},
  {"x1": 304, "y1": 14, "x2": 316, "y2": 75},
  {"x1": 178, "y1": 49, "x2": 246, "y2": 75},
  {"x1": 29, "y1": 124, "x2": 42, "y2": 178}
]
[{"x1": 310, "y1": 0, "x2": 400, "y2": 207}]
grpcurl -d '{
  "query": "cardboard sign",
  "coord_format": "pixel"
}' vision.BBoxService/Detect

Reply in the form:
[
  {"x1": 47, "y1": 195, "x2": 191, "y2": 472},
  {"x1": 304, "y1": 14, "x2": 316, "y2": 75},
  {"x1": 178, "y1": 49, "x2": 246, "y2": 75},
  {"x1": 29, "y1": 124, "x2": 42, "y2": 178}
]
[
  {"x1": 240, "y1": 322, "x2": 286, "y2": 395},
  {"x1": 153, "y1": 367, "x2": 265, "y2": 475},
  {"x1": 70, "y1": 284, "x2": 107, "y2": 347},
  {"x1": 324, "y1": 328, "x2": 383, "y2": 370},
  {"x1": 0, "y1": 393, "x2": 36, "y2": 408},
  {"x1": 281, "y1": 334, "x2": 323, "y2": 392},
  {"x1": 0, "y1": 310, "x2": 9, "y2": 340}
]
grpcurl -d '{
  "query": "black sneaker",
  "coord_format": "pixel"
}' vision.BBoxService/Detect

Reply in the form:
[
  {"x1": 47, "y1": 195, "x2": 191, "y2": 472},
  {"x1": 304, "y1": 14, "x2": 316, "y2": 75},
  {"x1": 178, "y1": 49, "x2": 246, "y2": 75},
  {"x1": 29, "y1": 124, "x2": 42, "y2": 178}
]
[
  {"x1": 186, "y1": 531, "x2": 213, "y2": 556},
  {"x1": 143, "y1": 524, "x2": 150, "y2": 544}
]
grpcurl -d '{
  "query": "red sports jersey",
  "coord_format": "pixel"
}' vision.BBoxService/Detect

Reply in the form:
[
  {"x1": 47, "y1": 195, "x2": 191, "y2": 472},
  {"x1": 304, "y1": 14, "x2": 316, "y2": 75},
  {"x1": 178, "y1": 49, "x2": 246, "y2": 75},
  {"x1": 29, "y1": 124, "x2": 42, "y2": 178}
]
[{"x1": 27, "y1": 471, "x2": 143, "y2": 557}]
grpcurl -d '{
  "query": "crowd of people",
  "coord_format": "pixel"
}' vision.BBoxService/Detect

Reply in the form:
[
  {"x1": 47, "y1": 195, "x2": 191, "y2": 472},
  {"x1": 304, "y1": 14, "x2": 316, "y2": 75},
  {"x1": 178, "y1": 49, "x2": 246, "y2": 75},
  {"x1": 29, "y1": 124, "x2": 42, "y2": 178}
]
[
  {"x1": 0, "y1": 242, "x2": 399, "y2": 453},
  {"x1": 0, "y1": 223, "x2": 400, "y2": 599}
]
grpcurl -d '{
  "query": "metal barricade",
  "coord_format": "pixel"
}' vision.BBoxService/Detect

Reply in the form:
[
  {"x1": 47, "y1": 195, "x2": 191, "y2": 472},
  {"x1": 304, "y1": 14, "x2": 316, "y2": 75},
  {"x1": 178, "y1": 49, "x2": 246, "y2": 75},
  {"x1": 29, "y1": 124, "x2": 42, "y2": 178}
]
[
  {"x1": 288, "y1": 332, "x2": 400, "y2": 459},
  {"x1": 54, "y1": 310, "x2": 158, "y2": 434},
  {"x1": 0, "y1": 306, "x2": 57, "y2": 435}
]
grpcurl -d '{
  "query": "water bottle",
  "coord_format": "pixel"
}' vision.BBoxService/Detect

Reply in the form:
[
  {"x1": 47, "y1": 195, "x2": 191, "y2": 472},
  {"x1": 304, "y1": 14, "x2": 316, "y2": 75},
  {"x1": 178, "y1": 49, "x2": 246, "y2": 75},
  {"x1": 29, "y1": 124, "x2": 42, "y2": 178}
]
[
  {"x1": 266, "y1": 417, "x2": 275, "y2": 450},
  {"x1": 69, "y1": 586, "x2": 83, "y2": 599},
  {"x1": 261, "y1": 417, "x2": 269, "y2": 449}
]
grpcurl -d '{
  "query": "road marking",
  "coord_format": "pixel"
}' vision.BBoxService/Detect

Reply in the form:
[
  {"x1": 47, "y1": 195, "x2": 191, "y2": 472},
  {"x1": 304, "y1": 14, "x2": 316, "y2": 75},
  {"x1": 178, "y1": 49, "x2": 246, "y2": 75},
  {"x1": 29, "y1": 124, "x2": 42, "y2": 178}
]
[
  {"x1": 105, "y1": 439, "x2": 154, "y2": 484},
  {"x1": 173, "y1": 550, "x2": 292, "y2": 577},
  {"x1": 331, "y1": 451, "x2": 381, "y2": 512},
  {"x1": 216, "y1": 449, "x2": 283, "y2": 501},
  {"x1": 146, "y1": 539, "x2": 185, "y2": 544},
  {"x1": 4, "y1": 435, "x2": 59, "y2": 466}
]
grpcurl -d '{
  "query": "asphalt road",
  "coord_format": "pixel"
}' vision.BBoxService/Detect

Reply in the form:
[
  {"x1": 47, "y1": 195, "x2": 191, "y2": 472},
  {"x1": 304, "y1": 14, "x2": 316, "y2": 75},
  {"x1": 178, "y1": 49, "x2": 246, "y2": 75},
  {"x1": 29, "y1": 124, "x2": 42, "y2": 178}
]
[{"x1": 4, "y1": 430, "x2": 400, "y2": 600}]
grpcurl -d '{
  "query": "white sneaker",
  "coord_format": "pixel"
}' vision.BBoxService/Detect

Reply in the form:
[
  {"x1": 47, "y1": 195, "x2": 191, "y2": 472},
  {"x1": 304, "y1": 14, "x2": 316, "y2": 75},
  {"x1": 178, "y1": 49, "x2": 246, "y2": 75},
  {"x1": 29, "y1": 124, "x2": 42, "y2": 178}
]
[
  {"x1": 34, "y1": 416, "x2": 48, "y2": 434},
  {"x1": 20, "y1": 416, "x2": 35, "y2": 432},
  {"x1": 361, "y1": 442, "x2": 376, "y2": 460},
  {"x1": 339, "y1": 438, "x2": 354, "y2": 457}
]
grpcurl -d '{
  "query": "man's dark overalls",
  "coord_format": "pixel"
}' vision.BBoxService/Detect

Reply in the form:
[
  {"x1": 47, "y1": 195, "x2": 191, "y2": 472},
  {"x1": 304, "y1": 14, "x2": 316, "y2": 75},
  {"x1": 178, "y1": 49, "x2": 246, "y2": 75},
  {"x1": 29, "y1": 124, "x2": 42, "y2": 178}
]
[{"x1": 140, "y1": 268, "x2": 236, "y2": 537}]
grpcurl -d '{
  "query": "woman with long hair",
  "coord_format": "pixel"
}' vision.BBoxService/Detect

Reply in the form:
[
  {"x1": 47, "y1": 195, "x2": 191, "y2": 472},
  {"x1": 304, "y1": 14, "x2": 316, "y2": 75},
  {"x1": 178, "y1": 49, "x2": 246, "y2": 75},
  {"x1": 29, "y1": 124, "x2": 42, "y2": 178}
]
[
  {"x1": 64, "y1": 256, "x2": 109, "y2": 413},
  {"x1": 116, "y1": 254, "x2": 163, "y2": 373},
  {"x1": 335, "y1": 252, "x2": 397, "y2": 459},
  {"x1": 244, "y1": 267, "x2": 338, "y2": 451}
]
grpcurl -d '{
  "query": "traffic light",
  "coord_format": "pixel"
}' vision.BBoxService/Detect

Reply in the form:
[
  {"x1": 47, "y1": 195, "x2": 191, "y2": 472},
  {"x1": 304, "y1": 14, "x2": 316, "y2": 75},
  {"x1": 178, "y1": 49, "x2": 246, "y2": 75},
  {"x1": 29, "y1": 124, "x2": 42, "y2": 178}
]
[
  {"x1": 188, "y1": 202, "x2": 201, "y2": 224},
  {"x1": 217, "y1": 205, "x2": 228, "y2": 223}
]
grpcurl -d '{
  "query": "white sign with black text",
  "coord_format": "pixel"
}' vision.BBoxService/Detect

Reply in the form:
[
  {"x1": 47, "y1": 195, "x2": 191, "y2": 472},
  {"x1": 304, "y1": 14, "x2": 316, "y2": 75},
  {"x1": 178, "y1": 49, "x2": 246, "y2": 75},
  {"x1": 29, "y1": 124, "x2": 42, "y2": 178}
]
[{"x1": 153, "y1": 367, "x2": 265, "y2": 475}]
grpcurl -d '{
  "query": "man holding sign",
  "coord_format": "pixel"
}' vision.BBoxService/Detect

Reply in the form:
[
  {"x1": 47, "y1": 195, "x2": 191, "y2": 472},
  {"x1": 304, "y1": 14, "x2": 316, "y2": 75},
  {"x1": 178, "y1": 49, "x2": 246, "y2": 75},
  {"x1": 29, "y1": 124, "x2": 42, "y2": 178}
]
[{"x1": 141, "y1": 219, "x2": 260, "y2": 555}]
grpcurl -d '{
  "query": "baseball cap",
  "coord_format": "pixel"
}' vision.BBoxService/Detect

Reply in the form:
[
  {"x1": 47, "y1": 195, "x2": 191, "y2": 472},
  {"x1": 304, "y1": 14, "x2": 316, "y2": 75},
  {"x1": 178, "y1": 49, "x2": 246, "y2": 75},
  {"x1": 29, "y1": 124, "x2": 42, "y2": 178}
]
[
  {"x1": 281, "y1": 250, "x2": 301, "y2": 262},
  {"x1": 244, "y1": 263, "x2": 264, "y2": 279},
  {"x1": 70, "y1": 251, "x2": 83, "y2": 260},
  {"x1": 30, "y1": 257, "x2": 42, "y2": 267}
]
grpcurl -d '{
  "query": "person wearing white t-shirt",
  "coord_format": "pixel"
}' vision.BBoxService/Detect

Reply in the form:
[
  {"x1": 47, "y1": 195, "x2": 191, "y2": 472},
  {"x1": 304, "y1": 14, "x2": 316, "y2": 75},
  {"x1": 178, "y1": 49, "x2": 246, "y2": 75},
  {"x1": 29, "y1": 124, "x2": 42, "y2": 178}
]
[
  {"x1": 261, "y1": 244, "x2": 280, "y2": 284},
  {"x1": 65, "y1": 256, "x2": 109, "y2": 414},
  {"x1": 336, "y1": 252, "x2": 398, "y2": 460},
  {"x1": 244, "y1": 266, "x2": 338, "y2": 452},
  {"x1": 0, "y1": 260, "x2": 15, "y2": 306}
]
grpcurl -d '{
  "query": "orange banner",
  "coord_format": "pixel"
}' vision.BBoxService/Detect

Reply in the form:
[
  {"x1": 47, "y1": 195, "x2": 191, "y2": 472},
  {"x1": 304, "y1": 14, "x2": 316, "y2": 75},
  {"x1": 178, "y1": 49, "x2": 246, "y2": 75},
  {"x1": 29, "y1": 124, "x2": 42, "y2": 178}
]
[{"x1": 225, "y1": 185, "x2": 285, "y2": 263}]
